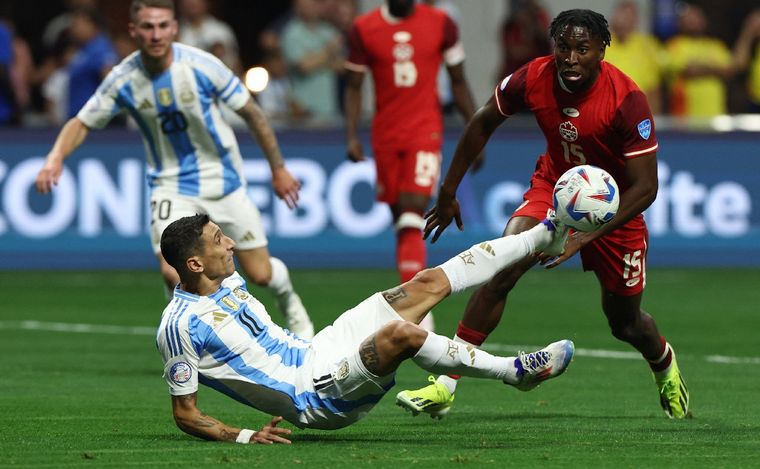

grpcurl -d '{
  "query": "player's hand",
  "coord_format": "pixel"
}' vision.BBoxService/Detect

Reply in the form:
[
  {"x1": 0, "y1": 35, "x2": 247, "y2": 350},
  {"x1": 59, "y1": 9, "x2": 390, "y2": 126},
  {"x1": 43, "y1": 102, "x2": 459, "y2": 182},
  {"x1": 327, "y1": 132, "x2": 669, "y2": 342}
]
[
  {"x1": 35, "y1": 157, "x2": 64, "y2": 194},
  {"x1": 423, "y1": 190, "x2": 463, "y2": 243},
  {"x1": 271, "y1": 166, "x2": 301, "y2": 210},
  {"x1": 346, "y1": 138, "x2": 365, "y2": 162},
  {"x1": 470, "y1": 151, "x2": 486, "y2": 173},
  {"x1": 542, "y1": 231, "x2": 588, "y2": 269},
  {"x1": 251, "y1": 416, "x2": 292, "y2": 445}
]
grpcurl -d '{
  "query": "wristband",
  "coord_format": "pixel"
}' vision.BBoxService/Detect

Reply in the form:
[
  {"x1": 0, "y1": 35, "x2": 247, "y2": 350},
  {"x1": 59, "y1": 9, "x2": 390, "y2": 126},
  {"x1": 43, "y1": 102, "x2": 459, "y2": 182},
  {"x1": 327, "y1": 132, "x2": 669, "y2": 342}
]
[{"x1": 236, "y1": 428, "x2": 256, "y2": 444}]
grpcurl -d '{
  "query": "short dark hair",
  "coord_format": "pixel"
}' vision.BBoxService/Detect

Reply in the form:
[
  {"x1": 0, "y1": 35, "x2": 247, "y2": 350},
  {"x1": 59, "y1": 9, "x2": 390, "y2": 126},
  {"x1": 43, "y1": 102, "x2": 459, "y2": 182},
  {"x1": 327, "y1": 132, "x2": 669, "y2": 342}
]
[
  {"x1": 160, "y1": 214, "x2": 209, "y2": 275},
  {"x1": 550, "y1": 9, "x2": 612, "y2": 47},
  {"x1": 130, "y1": 0, "x2": 175, "y2": 22}
]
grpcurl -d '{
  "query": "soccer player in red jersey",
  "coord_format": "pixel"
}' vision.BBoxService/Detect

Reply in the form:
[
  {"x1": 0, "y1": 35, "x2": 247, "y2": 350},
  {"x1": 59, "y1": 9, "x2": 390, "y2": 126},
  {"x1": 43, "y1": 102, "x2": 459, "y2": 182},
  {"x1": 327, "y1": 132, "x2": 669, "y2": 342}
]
[
  {"x1": 396, "y1": 9, "x2": 689, "y2": 419},
  {"x1": 344, "y1": 0, "x2": 480, "y2": 330}
]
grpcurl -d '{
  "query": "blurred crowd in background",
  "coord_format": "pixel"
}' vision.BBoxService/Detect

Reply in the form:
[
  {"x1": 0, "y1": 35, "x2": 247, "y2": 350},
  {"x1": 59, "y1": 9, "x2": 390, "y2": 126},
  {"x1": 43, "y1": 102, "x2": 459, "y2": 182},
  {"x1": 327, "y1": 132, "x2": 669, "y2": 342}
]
[{"x1": 1, "y1": 0, "x2": 759, "y2": 128}]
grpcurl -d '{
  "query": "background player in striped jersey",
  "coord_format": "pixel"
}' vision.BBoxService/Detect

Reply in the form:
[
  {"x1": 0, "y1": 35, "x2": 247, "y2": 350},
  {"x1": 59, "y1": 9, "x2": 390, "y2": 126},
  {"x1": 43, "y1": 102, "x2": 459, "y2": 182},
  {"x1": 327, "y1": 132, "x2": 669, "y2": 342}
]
[
  {"x1": 35, "y1": 0, "x2": 314, "y2": 338},
  {"x1": 344, "y1": 0, "x2": 480, "y2": 331},
  {"x1": 399, "y1": 9, "x2": 689, "y2": 419},
  {"x1": 156, "y1": 213, "x2": 574, "y2": 442}
]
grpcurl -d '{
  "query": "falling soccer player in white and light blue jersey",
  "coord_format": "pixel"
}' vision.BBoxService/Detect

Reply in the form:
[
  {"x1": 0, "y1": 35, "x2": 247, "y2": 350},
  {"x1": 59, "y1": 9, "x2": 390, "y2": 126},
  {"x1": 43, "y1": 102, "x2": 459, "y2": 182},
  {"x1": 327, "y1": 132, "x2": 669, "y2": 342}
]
[
  {"x1": 35, "y1": 0, "x2": 314, "y2": 338},
  {"x1": 155, "y1": 212, "x2": 574, "y2": 444}
]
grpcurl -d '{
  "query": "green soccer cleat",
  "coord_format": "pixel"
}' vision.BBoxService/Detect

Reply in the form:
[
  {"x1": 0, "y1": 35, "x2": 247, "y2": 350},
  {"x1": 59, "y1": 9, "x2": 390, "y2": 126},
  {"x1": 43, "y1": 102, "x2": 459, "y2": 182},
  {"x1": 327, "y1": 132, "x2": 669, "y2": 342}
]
[
  {"x1": 395, "y1": 376, "x2": 455, "y2": 419},
  {"x1": 655, "y1": 356, "x2": 690, "y2": 419}
]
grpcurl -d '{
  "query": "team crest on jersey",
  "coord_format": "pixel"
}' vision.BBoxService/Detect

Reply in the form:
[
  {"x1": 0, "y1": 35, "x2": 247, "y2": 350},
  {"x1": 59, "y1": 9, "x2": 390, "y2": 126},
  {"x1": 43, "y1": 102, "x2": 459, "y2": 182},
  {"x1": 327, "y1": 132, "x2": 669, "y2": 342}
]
[
  {"x1": 637, "y1": 119, "x2": 652, "y2": 140},
  {"x1": 170, "y1": 362, "x2": 192, "y2": 384},
  {"x1": 220, "y1": 296, "x2": 239, "y2": 311},
  {"x1": 559, "y1": 121, "x2": 579, "y2": 142},
  {"x1": 157, "y1": 88, "x2": 173, "y2": 106},
  {"x1": 179, "y1": 88, "x2": 195, "y2": 104},
  {"x1": 562, "y1": 107, "x2": 580, "y2": 117},
  {"x1": 232, "y1": 287, "x2": 250, "y2": 301},
  {"x1": 393, "y1": 43, "x2": 414, "y2": 61},
  {"x1": 333, "y1": 359, "x2": 350, "y2": 381}
]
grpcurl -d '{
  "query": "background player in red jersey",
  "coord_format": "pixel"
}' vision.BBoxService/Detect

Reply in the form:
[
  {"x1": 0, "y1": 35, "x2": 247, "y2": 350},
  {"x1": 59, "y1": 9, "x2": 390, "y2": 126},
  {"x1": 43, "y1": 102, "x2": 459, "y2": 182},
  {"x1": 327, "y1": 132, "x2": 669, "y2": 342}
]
[
  {"x1": 397, "y1": 9, "x2": 690, "y2": 419},
  {"x1": 344, "y1": 0, "x2": 480, "y2": 330}
]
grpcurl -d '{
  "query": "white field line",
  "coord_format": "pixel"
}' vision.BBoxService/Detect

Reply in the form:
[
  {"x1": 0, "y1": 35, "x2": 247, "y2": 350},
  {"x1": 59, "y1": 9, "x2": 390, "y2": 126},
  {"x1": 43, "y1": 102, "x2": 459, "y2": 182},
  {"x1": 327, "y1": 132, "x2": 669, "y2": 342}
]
[{"x1": 2, "y1": 320, "x2": 759, "y2": 365}]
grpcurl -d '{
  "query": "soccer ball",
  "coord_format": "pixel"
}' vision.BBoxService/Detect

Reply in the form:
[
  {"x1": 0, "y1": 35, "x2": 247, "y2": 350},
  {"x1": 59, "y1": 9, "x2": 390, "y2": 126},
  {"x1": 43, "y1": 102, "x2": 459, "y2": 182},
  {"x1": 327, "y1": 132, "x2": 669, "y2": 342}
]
[{"x1": 553, "y1": 165, "x2": 619, "y2": 232}]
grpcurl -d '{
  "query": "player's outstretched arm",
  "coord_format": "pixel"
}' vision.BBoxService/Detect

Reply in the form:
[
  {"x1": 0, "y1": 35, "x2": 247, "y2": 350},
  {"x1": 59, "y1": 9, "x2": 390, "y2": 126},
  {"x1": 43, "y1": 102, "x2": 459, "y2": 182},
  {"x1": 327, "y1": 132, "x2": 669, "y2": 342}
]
[
  {"x1": 344, "y1": 70, "x2": 366, "y2": 162},
  {"x1": 236, "y1": 98, "x2": 300, "y2": 209},
  {"x1": 424, "y1": 98, "x2": 506, "y2": 242},
  {"x1": 35, "y1": 117, "x2": 90, "y2": 194},
  {"x1": 171, "y1": 393, "x2": 292, "y2": 444}
]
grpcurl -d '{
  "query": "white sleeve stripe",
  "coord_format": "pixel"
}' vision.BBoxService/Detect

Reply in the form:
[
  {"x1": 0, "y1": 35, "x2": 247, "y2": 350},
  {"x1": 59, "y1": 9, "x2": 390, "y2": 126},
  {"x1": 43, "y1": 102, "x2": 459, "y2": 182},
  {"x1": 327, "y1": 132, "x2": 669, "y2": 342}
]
[
  {"x1": 623, "y1": 143, "x2": 659, "y2": 157},
  {"x1": 493, "y1": 87, "x2": 511, "y2": 117},
  {"x1": 344, "y1": 61, "x2": 368, "y2": 72},
  {"x1": 443, "y1": 41, "x2": 466, "y2": 66}
]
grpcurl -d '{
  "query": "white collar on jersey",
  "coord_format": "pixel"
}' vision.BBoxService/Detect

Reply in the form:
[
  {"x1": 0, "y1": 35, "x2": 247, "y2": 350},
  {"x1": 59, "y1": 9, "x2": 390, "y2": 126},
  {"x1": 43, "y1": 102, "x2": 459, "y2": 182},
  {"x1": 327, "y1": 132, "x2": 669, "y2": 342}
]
[{"x1": 380, "y1": 4, "x2": 409, "y2": 24}]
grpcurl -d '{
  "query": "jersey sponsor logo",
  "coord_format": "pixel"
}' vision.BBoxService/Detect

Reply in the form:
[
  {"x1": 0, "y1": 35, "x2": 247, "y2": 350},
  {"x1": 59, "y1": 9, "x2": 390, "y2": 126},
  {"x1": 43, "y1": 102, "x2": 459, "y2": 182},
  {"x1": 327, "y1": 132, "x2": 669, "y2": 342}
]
[
  {"x1": 559, "y1": 121, "x2": 579, "y2": 142},
  {"x1": 562, "y1": 107, "x2": 580, "y2": 117},
  {"x1": 500, "y1": 74, "x2": 512, "y2": 91},
  {"x1": 220, "y1": 296, "x2": 239, "y2": 311},
  {"x1": 170, "y1": 361, "x2": 192, "y2": 384},
  {"x1": 212, "y1": 310, "x2": 227, "y2": 326},
  {"x1": 240, "y1": 231, "x2": 256, "y2": 242},
  {"x1": 626, "y1": 277, "x2": 641, "y2": 287},
  {"x1": 157, "y1": 88, "x2": 173, "y2": 106},
  {"x1": 393, "y1": 31, "x2": 411, "y2": 43},
  {"x1": 637, "y1": 119, "x2": 652, "y2": 140}
]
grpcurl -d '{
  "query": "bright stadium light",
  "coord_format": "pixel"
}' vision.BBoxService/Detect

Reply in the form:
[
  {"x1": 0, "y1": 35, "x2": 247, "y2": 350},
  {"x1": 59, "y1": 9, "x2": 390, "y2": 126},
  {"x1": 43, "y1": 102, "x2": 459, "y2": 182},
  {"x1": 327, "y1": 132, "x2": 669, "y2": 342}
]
[{"x1": 245, "y1": 67, "x2": 269, "y2": 93}]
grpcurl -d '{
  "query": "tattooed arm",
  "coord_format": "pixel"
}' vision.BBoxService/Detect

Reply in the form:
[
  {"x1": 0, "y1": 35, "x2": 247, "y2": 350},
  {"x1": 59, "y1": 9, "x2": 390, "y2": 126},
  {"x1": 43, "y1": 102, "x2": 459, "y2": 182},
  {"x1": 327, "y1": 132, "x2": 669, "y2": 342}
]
[{"x1": 171, "y1": 393, "x2": 292, "y2": 444}]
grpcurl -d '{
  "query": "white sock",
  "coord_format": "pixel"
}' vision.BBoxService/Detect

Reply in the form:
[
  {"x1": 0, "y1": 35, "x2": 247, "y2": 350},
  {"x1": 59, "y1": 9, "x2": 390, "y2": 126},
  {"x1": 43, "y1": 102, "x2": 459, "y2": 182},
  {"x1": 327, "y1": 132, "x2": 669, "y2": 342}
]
[
  {"x1": 436, "y1": 334, "x2": 475, "y2": 394},
  {"x1": 439, "y1": 223, "x2": 552, "y2": 294},
  {"x1": 267, "y1": 257, "x2": 293, "y2": 298},
  {"x1": 412, "y1": 332, "x2": 519, "y2": 382}
]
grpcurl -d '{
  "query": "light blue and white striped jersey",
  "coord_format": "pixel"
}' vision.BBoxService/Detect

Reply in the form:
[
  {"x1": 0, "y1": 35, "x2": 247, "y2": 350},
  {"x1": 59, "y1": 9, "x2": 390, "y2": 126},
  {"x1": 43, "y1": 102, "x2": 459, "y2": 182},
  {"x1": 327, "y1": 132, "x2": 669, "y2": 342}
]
[
  {"x1": 78, "y1": 43, "x2": 250, "y2": 199},
  {"x1": 156, "y1": 272, "x2": 385, "y2": 429}
]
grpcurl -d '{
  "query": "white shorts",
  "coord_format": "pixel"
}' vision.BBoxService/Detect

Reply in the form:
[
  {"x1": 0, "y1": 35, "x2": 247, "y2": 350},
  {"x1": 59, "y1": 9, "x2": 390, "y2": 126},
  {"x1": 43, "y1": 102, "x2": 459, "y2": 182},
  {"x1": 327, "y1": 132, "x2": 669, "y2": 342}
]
[
  {"x1": 150, "y1": 187, "x2": 268, "y2": 253},
  {"x1": 301, "y1": 293, "x2": 403, "y2": 430}
]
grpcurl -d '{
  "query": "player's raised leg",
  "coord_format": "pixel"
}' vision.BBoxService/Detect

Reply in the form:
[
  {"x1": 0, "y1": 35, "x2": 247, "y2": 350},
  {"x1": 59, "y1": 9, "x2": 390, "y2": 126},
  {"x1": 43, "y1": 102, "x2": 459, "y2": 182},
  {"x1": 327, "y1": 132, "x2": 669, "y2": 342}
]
[
  {"x1": 358, "y1": 321, "x2": 573, "y2": 419},
  {"x1": 399, "y1": 211, "x2": 568, "y2": 413}
]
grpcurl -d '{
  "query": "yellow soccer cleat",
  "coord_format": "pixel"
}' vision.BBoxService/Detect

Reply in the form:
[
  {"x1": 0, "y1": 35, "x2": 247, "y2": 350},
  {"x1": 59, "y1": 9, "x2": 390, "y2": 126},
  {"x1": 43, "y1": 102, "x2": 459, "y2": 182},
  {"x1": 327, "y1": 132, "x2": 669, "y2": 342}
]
[
  {"x1": 655, "y1": 356, "x2": 690, "y2": 419},
  {"x1": 395, "y1": 376, "x2": 455, "y2": 419}
]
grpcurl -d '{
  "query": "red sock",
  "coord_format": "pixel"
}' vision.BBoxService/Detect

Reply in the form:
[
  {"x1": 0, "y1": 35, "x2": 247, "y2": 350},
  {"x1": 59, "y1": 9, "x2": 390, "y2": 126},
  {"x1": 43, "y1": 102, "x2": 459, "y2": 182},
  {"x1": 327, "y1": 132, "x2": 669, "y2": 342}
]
[
  {"x1": 448, "y1": 321, "x2": 490, "y2": 380},
  {"x1": 396, "y1": 227, "x2": 426, "y2": 283},
  {"x1": 648, "y1": 336, "x2": 673, "y2": 373}
]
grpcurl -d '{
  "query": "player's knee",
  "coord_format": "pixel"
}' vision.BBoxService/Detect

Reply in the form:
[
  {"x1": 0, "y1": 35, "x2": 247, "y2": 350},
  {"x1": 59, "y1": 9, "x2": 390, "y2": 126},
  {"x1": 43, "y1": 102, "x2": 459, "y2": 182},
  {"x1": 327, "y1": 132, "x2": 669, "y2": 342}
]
[
  {"x1": 608, "y1": 318, "x2": 640, "y2": 343},
  {"x1": 410, "y1": 268, "x2": 450, "y2": 297},
  {"x1": 381, "y1": 320, "x2": 427, "y2": 353}
]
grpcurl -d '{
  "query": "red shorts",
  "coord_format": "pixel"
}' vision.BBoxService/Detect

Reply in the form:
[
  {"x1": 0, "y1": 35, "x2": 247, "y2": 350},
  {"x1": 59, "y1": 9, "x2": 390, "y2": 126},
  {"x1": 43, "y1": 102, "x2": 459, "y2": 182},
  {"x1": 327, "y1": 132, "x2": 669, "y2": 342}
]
[
  {"x1": 513, "y1": 170, "x2": 648, "y2": 296},
  {"x1": 372, "y1": 142, "x2": 442, "y2": 205}
]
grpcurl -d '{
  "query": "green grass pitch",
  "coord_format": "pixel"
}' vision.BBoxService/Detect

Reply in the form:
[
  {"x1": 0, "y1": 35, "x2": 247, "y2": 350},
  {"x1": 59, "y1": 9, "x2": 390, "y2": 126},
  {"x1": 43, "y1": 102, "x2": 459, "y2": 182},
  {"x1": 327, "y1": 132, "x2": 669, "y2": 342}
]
[{"x1": 1, "y1": 267, "x2": 759, "y2": 467}]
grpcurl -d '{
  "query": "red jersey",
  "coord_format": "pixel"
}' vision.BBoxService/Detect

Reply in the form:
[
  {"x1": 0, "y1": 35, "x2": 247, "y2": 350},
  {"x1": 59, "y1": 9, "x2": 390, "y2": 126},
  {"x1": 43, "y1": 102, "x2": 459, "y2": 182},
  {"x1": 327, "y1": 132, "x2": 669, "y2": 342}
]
[
  {"x1": 494, "y1": 56, "x2": 658, "y2": 194},
  {"x1": 346, "y1": 4, "x2": 463, "y2": 147}
]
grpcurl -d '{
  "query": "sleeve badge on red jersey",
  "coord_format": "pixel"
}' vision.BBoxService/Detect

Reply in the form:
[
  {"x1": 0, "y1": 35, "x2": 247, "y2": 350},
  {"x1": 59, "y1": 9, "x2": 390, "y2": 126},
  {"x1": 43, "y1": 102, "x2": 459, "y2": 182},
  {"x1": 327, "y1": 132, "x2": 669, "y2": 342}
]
[{"x1": 637, "y1": 119, "x2": 652, "y2": 140}]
